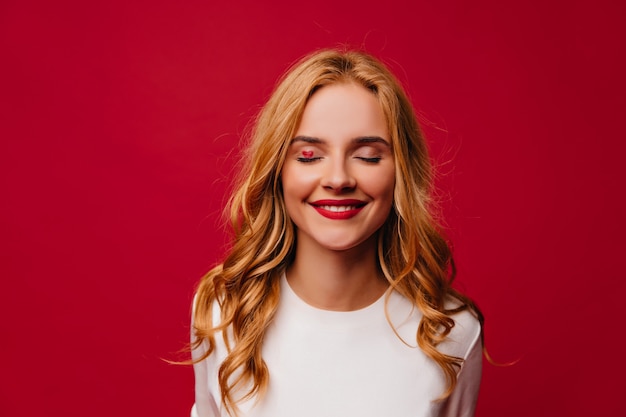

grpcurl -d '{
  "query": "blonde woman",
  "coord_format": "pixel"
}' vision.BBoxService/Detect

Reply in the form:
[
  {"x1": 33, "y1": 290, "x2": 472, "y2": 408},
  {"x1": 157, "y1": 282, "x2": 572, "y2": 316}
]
[{"x1": 191, "y1": 49, "x2": 484, "y2": 417}]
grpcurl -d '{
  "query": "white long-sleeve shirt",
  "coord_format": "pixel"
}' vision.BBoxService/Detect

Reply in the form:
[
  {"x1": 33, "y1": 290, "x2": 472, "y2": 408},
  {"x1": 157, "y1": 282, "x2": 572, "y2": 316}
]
[{"x1": 192, "y1": 274, "x2": 482, "y2": 417}]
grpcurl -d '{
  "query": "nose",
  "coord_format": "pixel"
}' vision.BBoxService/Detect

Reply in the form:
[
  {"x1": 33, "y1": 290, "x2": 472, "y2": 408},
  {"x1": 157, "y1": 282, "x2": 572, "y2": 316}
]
[{"x1": 320, "y1": 158, "x2": 356, "y2": 192}]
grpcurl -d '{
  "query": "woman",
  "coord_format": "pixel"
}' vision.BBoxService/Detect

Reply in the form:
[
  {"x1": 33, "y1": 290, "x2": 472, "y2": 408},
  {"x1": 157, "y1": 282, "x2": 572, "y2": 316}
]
[{"x1": 191, "y1": 49, "x2": 484, "y2": 417}]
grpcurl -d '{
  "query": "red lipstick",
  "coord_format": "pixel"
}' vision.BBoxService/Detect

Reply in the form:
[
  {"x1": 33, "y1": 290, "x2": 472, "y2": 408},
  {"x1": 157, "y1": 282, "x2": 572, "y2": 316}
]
[{"x1": 309, "y1": 199, "x2": 367, "y2": 220}]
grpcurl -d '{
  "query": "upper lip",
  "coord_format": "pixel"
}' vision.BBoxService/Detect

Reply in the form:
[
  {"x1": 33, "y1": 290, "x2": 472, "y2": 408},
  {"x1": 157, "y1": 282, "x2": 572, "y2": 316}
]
[{"x1": 310, "y1": 199, "x2": 367, "y2": 207}]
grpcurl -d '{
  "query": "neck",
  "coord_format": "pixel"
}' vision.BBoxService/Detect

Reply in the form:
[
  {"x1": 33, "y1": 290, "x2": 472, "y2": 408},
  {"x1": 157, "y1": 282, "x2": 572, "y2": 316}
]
[{"x1": 286, "y1": 234, "x2": 388, "y2": 311}]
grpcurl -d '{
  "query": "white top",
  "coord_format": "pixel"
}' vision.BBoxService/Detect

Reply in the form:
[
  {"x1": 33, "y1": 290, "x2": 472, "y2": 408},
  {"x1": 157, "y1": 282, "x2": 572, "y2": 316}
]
[{"x1": 191, "y1": 274, "x2": 482, "y2": 417}]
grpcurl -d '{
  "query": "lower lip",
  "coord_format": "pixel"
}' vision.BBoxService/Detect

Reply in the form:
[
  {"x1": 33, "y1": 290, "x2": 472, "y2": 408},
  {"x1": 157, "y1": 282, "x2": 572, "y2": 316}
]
[{"x1": 312, "y1": 206, "x2": 364, "y2": 220}]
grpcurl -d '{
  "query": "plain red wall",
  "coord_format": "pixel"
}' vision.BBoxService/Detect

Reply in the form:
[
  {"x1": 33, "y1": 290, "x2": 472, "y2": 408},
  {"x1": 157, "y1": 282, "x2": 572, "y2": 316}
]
[{"x1": 1, "y1": 1, "x2": 624, "y2": 416}]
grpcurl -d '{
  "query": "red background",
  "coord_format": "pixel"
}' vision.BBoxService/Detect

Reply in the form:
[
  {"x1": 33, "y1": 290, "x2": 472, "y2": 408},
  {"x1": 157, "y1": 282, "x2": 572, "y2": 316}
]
[{"x1": 1, "y1": 1, "x2": 624, "y2": 416}]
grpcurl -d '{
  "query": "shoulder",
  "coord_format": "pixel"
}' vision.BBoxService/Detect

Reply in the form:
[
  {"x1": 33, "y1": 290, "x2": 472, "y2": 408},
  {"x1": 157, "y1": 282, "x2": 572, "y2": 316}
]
[
  {"x1": 439, "y1": 297, "x2": 482, "y2": 360},
  {"x1": 384, "y1": 291, "x2": 481, "y2": 359},
  {"x1": 192, "y1": 292, "x2": 224, "y2": 328},
  {"x1": 191, "y1": 293, "x2": 229, "y2": 357},
  {"x1": 191, "y1": 293, "x2": 231, "y2": 376}
]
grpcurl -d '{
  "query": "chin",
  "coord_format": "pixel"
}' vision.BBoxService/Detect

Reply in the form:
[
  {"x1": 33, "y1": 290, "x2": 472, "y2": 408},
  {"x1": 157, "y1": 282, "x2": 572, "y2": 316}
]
[{"x1": 319, "y1": 237, "x2": 375, "y2": 253}]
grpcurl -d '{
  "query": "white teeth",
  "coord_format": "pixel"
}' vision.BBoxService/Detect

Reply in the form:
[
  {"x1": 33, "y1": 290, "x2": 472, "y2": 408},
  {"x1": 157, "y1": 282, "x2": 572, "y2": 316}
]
[{"x1": 321, "y1": 205, "x2": 356, "y2": 212}]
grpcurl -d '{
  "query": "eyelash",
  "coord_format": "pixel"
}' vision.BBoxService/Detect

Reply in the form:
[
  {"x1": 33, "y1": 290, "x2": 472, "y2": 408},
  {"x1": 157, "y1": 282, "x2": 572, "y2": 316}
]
[
  {"x1": 296, "y1": 156, "x2": 382, "y2": 163},
  {"x1": 357, "y1": 157, "x2": 382, "y2": 163},
  {"x1": 296, "y1": 156, "x2": 322, "y2": 163}
]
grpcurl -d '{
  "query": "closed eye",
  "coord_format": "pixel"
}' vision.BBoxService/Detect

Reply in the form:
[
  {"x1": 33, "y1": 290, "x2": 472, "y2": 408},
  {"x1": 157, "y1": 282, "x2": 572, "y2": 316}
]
[
  {"x1": 355, "y1": 156, "x2": 382, "y2": 163},
  {"x1": 297, "y1": 156, "x2": 323, "y2": 163},
  {"x1": 296, "y1": 147, "x2": 322, "y2": 163}
]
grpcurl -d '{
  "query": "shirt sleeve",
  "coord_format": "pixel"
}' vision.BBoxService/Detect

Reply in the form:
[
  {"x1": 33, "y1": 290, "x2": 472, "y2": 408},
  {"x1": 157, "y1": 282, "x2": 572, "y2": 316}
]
[
  {"x1": 190, "y1": 296, "x2": 221, "y2": 417},
  {"x1": 439, "y1": 334, "x2": 483, "y2": 417}
]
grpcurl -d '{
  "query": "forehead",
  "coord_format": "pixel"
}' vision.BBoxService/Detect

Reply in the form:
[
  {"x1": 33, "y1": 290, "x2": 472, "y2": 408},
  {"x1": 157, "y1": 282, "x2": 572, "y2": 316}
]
[{"x1": 295, "y1": 82, "x2": 389, "y2": 141}]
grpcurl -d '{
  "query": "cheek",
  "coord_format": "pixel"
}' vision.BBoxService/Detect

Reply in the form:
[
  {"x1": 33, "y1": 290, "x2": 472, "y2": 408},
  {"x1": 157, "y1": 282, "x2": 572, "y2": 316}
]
[
  {"x1": 280, "y1": 163, "x2": 296, "y2": 189},
  {"x1": 282, "y1": 164, "x2": 319, "y2": 191},
  {"x1": 367, "y1": 168, "x2": 396, "y2": 201},
  {"x1": 281, "y1": 164, "x2": 313, "y2": 203}
]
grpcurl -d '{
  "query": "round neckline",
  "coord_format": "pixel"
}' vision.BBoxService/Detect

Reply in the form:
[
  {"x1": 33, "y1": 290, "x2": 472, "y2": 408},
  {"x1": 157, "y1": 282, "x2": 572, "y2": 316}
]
[{"x1": 280, "y1": 273, "x2": 389, "y2": 330}]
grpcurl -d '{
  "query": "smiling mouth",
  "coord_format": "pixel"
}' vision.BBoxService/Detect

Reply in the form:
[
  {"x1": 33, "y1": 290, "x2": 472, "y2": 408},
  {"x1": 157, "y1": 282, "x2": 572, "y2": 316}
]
[
  {"x1": 309, "y1": 199, "x2": 367, "y2": 219},
  {"x1": 317, "y1": 205, "x2": 359, "y2": 212}
]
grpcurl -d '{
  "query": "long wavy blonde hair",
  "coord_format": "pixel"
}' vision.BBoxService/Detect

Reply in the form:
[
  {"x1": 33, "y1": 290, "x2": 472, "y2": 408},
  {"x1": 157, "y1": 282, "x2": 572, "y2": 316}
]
[{"x1": 193, "y1": 49, "x2": 484, "y2": 416}]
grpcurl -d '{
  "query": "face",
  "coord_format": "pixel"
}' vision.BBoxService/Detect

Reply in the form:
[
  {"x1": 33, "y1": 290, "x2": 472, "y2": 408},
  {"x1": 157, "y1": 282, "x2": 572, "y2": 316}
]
[{"x1": 281, "y1": 82, "x2": 395, "y2": 253}]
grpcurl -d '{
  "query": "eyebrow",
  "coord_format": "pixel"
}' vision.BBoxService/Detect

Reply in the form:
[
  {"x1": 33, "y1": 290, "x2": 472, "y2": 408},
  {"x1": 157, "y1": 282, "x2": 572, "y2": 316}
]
[{"x1": 291, "y1": 135, "x2": 390, "y2": 147}]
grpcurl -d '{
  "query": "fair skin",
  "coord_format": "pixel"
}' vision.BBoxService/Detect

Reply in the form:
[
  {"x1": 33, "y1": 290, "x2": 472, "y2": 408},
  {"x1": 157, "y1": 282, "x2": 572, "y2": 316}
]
[{"x1": 281, "y1": 82, "x2": 396, "y2": 311}]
